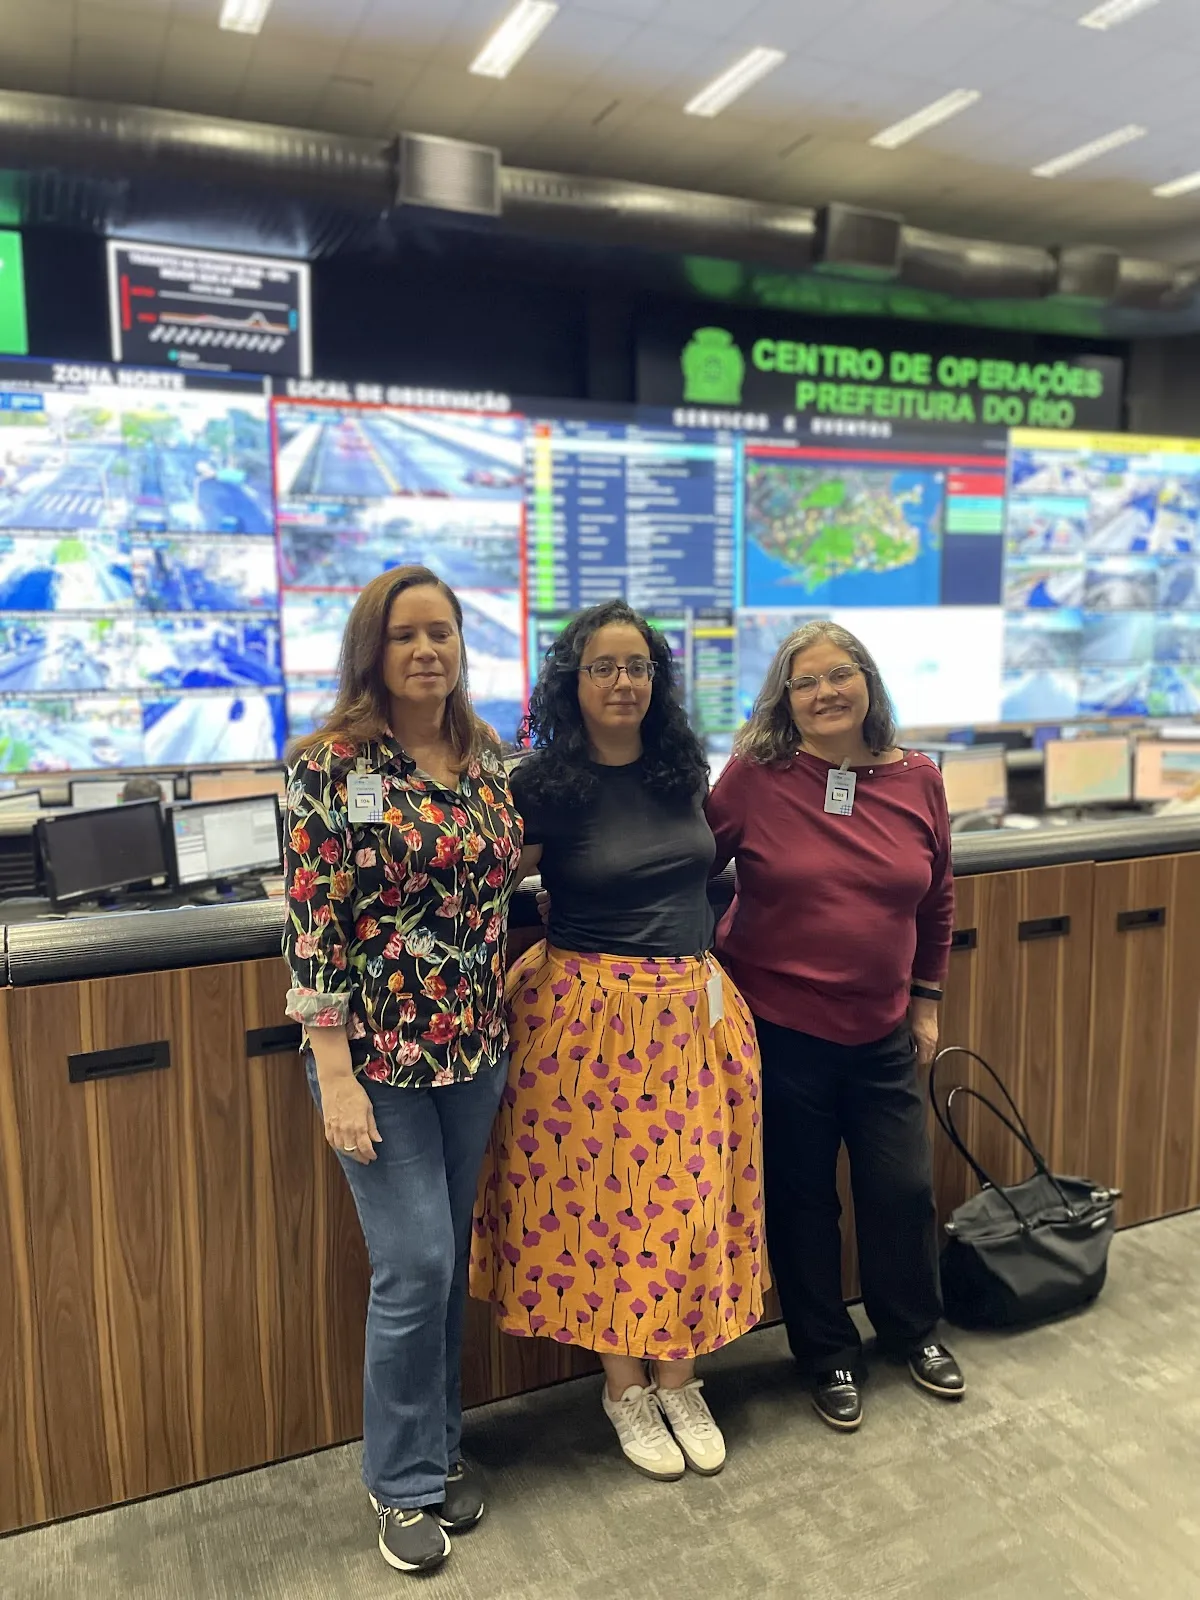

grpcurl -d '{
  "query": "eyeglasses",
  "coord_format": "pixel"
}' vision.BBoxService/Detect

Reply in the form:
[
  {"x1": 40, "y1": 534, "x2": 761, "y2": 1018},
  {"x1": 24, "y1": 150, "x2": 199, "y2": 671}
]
[
  {"x1": 579, "y1": 657, "x2": 656, "y2": 686},
  {"x1": 785, "y1": 663, "x2": 861, "y2": 698}
]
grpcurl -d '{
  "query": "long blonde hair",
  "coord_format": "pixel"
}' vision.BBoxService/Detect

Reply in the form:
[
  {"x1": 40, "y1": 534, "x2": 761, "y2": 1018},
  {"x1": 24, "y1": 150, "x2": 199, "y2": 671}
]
[
  {"x1": 289, "y1": 566, "x2": 495, "y2": 766},
  {"x1": 734, "y1": 619, "x2": 897, "y2": 765}
]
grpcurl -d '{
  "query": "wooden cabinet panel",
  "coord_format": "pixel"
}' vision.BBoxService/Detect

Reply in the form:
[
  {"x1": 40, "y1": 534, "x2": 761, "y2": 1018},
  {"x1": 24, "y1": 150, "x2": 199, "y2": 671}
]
[
  {"x1": 177, "y1": 962, "x2": 268, "y2": 1478},
  {"x1": 9, "y1": 983, "x2": 115, "y2": 1520},
  {"x1": 1161, "y1": 854, "x2": 1200, "y2": 1218},
  {"x1": 934, "y1": 865, "x2": 1094, "y2": 1210},
  {"x1": 0, "y1": 990, "x2": 48, "y2": 1534},
  {"x1": 1089, "y1": 854, "x2": 1200, "y2": 1225},
  {"x1": 243, "y1": 958, "x2": 327, "y2": 1458},
  {"x1": 84, "y1": 973, "x2": 193, "y2": 1502}
]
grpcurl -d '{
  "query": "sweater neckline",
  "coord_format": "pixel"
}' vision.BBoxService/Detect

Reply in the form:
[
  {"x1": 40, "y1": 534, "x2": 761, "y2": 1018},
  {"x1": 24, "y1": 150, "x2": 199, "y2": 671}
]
[{"x1": 791, "y1": 748, "x2": 915, "y2": 781}]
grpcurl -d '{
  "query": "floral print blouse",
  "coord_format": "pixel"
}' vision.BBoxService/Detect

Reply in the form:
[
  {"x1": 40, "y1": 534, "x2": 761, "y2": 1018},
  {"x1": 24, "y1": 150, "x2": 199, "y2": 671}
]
[{"x1": 282, "y1": 734, "x2": 523, "y2": 1089}]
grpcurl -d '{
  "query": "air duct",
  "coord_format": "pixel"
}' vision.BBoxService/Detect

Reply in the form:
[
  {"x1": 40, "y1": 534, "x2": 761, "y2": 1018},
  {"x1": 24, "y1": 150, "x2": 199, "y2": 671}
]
[{"x1": 0, "y1": 87, "x2": 1191, "y2": 316}]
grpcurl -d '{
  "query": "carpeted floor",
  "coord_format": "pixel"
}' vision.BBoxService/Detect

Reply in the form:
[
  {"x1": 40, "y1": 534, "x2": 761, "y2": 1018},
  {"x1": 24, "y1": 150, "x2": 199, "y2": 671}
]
[{"x1": 5, "y1": 1211, "x2": 1200, "y2": 1600}]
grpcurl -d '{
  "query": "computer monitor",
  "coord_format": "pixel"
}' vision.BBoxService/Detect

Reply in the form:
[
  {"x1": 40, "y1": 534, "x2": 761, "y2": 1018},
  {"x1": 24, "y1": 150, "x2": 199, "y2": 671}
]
[
  {"x1": 69, "y1": 777, "x2": 170, "y2": 809},
  {"x1": 0, "y1": 789, "x2": 42, "y2": 813},
  {"x1": 1043, "y1": 737, "x2": 1132, "y2": 810},
  {"x1": 36, "y1": 800, "x2": 169, "y2": 907},
  {"x1": 188, "y1": 771, "x2": 286, "y2": 804},
  {"x1": 939, "y1": 746, "x2": 1008, "y2": 817},
  {"x1": 1133, "y1": 741, "x2": 1200, "y2": 804},
  {"x1": 166, "y1": 795, "x2": 283, "y2": 889}
]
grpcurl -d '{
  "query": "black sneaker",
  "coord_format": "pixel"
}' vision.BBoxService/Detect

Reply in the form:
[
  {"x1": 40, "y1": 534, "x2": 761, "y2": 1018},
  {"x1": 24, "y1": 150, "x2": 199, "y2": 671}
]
[
  {"x1": 369, "y1": 1497, "x2": 450, "y2": 1572},
  {"x1": 435, "y1": 1460, "x2": 485, "y2": 1531},
  {"x1": 908, "y1": 1343, "x2": 965, "y2": 1400},
  {"x1": 812, "y1": 1369, "x2": 863, "y2": 1432}
]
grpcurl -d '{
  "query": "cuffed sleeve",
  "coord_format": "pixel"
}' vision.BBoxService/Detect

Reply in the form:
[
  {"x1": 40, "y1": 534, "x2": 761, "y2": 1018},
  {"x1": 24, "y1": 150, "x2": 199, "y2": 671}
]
[
  {"x1": 704, "y1": 757, "x2": 749, "y2": 876},
  {"x1": 281, "y1": 744, "x2": 356, "y2": 1022},
  {"x1": 913, "y1": 774, "x2": 954, "y2": 985},
  {"x1": 284, "y1": 988, "x2": 350, "y2": 1027}
]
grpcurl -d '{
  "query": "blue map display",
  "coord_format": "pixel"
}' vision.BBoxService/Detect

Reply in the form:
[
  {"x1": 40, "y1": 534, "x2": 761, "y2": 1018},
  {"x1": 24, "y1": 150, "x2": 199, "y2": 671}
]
[{"x1": 743, "y1": 463, "x2": 943, "y2": 608}]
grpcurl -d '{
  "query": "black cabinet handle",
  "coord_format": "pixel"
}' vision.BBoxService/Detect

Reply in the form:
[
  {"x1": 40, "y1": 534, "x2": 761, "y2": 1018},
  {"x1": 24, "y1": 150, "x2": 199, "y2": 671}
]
[
  {"x1": 951, "y1": 928, "x2": 977, "y2": 951},
  {"x1": 246, "y1": 1023, "x2": 303, "y2": 1057},
  {"x1": 1018, "y1": 915, "x2": 1071, "y2": 942},
  {"x1": 1116, "y1": 906, "x2": 1166, "y2": 933},
  {"x1": 68, "y1": 1041, "x2": 170, "y2": 1084}
]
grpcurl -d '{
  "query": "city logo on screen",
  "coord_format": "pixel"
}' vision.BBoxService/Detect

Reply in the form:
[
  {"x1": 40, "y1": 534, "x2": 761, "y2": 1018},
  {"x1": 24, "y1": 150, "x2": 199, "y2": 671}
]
[{"x1": 681, "y1": 328, "x2": 745, "y2": 406}]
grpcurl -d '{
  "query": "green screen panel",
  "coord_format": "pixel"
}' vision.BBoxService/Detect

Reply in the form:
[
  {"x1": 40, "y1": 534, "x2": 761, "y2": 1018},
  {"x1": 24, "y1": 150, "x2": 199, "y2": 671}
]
[{"x1": 0, "y1": 232, "x2": 28, "y2": 355}]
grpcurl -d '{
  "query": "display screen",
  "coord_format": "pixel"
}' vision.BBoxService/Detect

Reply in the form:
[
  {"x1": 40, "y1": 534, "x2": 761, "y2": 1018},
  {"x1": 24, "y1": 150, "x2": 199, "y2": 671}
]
[
  {"x1": 1043, "y1": 736, "x2": 1132, "y2": 809},
  {"x1": 1003, "y1": 429, "x2": 1200, "y2": 722},
  {"x1": 938, "y1": 746, "x2": 1008, "y2": 816},
  {"x1": 70, "y1": 776, "x2": 169, "y2": 808},
  {"x1": 0, "y1": 358, "x2": 281, "y2": 774},
  {"x1": 1133, "y1": 739, "x2": 1200, "y2": 803},
  {"x1": 108, "y1": 242, "x2": 311, "y2": 379},
  {"x1": 275, "y1": 400, "x2": 526, "y2": 743},
  {"x1": 169, "y1": 794, "x2": 281, "y2": 885},
  {"x1": 38, "y1": 798, "x2": 167, "y2": 904},
  {"x1": 189, "y1": 770, "x2": 285, "y2": 803},
  {"x1": 734, "y1": 428, "x2": 1008, "y2": 730}
]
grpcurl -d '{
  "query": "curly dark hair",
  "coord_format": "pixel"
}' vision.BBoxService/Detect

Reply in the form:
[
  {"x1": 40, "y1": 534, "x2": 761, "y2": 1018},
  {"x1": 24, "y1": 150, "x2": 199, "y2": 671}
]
[{"x1": 517, "y1": 599, "x2": 708, "y2": 811}]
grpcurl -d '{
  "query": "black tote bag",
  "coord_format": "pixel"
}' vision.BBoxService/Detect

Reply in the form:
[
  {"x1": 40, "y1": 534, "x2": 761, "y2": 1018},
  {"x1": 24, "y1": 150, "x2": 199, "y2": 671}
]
[{"x1": 930, "y1": 1046, "x2": 1120, "y2": 1331}]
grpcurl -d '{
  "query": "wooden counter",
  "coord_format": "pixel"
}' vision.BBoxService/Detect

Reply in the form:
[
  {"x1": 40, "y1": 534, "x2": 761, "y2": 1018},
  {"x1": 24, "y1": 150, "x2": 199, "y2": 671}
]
[{"x1": 4, "y1": 826, "x2": 1200, "y2": 1534}]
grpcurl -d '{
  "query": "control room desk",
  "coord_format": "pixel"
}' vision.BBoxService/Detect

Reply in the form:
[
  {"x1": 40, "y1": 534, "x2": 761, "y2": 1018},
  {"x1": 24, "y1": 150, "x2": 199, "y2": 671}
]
[{"x1": 4, "y1": 816, "x2": 1200, "y2": 1534}]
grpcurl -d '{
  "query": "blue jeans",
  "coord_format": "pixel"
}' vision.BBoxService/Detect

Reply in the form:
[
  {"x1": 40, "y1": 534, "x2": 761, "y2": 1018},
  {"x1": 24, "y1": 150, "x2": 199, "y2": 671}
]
[{"x1": 305, "y1": 1053, "x2": 507, "y2": 1509}]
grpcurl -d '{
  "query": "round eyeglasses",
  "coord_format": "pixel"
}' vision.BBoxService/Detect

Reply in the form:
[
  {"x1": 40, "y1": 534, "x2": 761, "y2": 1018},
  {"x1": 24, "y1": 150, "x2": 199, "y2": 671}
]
[
  {"x1": 785, "y1": 663, "x2": 861, "y2": 698},
  {"x1": 579, "y1": 658, "x2": 656, "y2": 686}
]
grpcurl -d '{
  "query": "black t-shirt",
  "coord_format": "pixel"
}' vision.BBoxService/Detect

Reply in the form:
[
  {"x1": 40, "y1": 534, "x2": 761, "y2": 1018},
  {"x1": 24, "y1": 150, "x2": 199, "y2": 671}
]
[{"x1": 511, "y1": 757, "x2": 715, "y2": 959}]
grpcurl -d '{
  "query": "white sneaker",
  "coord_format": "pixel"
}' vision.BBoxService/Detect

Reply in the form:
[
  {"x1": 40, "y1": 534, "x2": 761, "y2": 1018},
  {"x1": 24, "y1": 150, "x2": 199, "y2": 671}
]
[
  {"x1": 656, "y1": 1378, "x2": 727, "y2": 1476},
  {"x1": 601, "y1": 1383, "x2": 686, "y2": 1481}
]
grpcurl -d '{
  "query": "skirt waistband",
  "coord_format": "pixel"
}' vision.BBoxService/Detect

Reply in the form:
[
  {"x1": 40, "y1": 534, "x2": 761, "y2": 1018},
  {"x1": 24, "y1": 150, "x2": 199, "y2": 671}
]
[{"x1": 543, "y1": 944, "x2": 711, "y2": 996}]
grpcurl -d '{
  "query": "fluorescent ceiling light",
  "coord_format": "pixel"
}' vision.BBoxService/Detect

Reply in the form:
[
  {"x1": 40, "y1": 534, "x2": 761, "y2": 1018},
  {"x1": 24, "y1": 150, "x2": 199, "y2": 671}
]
[
  {"x1": 1078, "y1": 0, "x2": 1160, "y2": 29},
  {"x1": 869, "y1": 89, "x2": 981, "y2": 150},
  {"x1": 219, "y1": 0, "x2": 272, "y2": 33},
  {"x1": 685, "y1": 48, "x2": 786, "y2": 118},
  {"x1": 1032, "y1": 123, "x2": 1146, "y2": 177},
  {"x1": 1153, "y1": 169, "x2": 1200, "y2": 198},
  {"x1": 470, "y1": 0, "x2": 558, "y2": 78}
]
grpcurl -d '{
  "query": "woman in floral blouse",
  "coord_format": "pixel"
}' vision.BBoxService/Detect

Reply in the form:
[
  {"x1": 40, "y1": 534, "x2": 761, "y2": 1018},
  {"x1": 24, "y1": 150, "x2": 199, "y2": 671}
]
[{"x1": 283, "y1": 564, "x2": 522, "y2": 1578}]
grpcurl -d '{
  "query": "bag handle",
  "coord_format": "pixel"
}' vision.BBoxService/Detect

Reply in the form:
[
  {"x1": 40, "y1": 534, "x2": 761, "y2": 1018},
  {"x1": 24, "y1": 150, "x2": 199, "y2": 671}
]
[
  {"x1": 932, "y1": 1045, "x2": 1040, "y2": 1153},
  {"x1": 945, "y1": 1085, "x2": 1079, "y2": 1218},
  {"x1": 932, "y1": 1081, "x2": 1031, "y2": 1232},
  {"x1": 930, "y1": 1047, "x2": 1080, "y2": 1223}
]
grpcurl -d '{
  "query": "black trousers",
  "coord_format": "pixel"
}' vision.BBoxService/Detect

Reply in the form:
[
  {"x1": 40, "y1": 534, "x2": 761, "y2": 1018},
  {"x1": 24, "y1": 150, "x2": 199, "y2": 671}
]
[{"x1": 756, "y1": 1014, "x2": 942, "y2": 1375}]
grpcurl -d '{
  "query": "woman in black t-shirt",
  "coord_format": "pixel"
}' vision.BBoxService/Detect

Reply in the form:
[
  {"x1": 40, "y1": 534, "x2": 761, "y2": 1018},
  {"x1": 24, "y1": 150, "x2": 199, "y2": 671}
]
[{"x1": 470, "y1": 600, "x2": 765, "y2": 1482}]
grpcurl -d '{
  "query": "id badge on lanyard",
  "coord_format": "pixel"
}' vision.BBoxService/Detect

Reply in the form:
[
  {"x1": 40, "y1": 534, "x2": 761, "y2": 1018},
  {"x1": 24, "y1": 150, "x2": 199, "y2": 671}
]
[
  {"x1": 824, "y1": 761, "x2": 856, "y2": 817},
  {"x1": 704, "y1": 955, "x2": 725, "y2": 1030},
  {"x1": 346, "y1": 759, "x2": 385, "y2": 825}
]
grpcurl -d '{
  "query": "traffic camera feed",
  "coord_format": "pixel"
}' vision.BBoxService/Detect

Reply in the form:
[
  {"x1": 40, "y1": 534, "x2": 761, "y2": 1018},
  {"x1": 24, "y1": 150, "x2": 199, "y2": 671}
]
[
  {"x1": 0, "y1": 361, "x2": 279, "y2": 772},
  {"x1": 275, "y1": 400, "x2": 525, "y2": 743},
  {"x1": 1002, "y1": 429, "x2": 1200, "y2": 721}
]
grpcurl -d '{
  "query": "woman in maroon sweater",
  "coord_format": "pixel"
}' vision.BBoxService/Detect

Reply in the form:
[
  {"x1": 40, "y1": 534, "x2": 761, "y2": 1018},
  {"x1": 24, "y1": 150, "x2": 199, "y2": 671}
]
[{"x1": 706, "y1": 619, "x2": 962, "y2": 1432}]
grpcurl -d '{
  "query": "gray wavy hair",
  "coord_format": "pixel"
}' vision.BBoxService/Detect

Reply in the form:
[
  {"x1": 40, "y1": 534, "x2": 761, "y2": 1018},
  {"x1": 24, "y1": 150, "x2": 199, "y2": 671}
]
[{"x1": 734, "y1": 619, "x2": 897, "y2": 764}]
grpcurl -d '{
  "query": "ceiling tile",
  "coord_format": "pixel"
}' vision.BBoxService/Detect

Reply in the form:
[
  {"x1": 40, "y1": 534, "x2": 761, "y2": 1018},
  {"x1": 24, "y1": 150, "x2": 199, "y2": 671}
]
[{"x1": 653, "y1": 0, "x2": 766, "y2": 36}]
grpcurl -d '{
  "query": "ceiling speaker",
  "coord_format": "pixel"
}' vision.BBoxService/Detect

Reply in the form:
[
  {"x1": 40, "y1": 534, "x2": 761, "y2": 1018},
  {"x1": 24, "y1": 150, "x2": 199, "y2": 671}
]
[
  {"x1": 814, "y1": 203, "x2": 902, "y2": 279},
  {"x1": 396, "y1": 133, "x2": 501, "y2": 217},
  {"x1": 1053, "y1": 246, "x2": 1120, "y2": 302}
]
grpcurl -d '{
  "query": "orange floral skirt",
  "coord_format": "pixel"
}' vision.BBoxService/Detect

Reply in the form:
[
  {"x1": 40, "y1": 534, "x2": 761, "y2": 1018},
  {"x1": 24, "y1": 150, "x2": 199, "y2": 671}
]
[{"x1": 470, "y1": 943, "x2": 766, "y2": 1359}]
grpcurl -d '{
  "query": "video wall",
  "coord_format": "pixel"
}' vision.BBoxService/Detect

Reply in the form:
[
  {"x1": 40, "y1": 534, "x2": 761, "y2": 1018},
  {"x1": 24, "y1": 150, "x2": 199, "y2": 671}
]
[
  {"x1": 0, "y1": 360, "x2": 282, "y2": 774},
  {"x1": 1002, "y1": 430, "x2": 1200, "y2": 721},
  {"x1": 0, "y1": 358, "x2": 1194, "y2": 776}
]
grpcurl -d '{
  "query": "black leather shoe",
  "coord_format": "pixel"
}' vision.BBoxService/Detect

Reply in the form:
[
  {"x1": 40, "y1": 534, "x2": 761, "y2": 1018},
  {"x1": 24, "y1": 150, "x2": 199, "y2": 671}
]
[
  {"x1": 435, "y1": 1460, "x2": 485, "y2": 1531},
  {"x1": 908, "y1": 1343, "x2": 965, "y2": 1400},
  {"x1": 812, "y1": 1369, "x2": 863, "y2": 1431}
]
